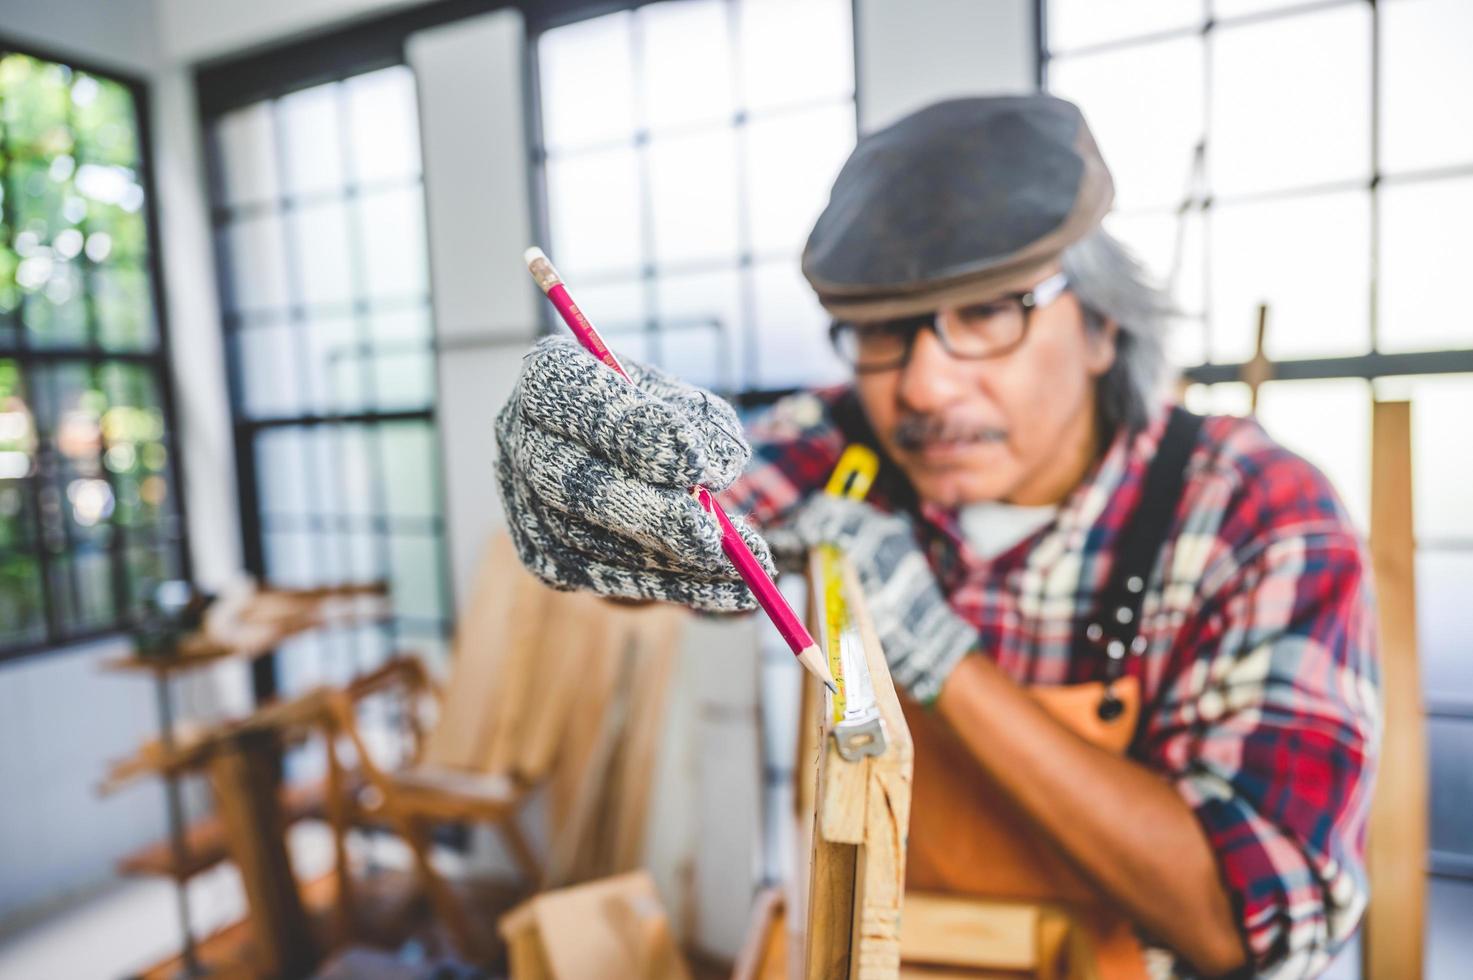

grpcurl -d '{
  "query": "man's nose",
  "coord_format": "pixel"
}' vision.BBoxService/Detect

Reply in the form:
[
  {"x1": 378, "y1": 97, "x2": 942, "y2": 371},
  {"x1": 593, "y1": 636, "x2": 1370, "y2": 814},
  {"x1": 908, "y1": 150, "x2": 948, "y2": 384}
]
[{"x1": 895, "y1": 323, "x2": 967, "y2": 413}]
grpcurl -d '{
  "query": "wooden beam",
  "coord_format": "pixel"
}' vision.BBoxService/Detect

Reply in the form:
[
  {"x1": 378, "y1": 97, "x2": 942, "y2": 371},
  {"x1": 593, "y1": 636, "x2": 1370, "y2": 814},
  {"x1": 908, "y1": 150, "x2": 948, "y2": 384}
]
[
  {"x1": 799, "y1": 553, "x2": 914, "y2": 980},
  {"x1": 1363, "y1": 400, "x2": 1427, "y2": 980}
]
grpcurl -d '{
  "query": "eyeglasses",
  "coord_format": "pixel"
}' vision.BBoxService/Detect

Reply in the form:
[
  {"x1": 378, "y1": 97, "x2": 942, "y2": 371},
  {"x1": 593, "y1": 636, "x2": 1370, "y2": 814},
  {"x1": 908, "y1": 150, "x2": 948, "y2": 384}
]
[{"x1": 828, "y1": 272, "x2": 1071, "y2": 372}]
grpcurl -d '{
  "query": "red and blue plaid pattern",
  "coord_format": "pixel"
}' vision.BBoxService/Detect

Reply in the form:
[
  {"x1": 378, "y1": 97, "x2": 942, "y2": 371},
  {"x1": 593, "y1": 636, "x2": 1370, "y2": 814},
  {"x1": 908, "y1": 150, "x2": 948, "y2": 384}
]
[{"x1": 721, "y1": 388, "x2": 1378, "y2": 978}]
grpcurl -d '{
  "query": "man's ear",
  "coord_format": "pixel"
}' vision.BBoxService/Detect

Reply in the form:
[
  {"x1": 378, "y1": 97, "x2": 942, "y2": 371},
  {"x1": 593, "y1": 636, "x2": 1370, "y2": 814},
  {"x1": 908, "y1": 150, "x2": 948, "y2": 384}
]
[{"x1": 1086, "y1": 315, "x2": 1120, "y2": 377}]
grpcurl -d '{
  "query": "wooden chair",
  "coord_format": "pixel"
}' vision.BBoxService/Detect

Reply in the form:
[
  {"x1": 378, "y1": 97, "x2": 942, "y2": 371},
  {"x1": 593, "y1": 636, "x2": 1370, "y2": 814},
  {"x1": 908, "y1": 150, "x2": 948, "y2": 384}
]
[{"x1": 322, "y1": 533, "x2": 687, "y2": 961}]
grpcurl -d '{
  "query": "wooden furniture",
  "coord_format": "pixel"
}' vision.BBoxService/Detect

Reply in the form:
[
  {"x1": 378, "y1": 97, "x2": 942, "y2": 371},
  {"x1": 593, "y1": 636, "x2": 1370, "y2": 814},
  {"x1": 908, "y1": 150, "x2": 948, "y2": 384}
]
[
  {"x1": 499, "y1": 871, "x2": 691, "y2": 980},
  {"x1": 321, "y1": 533, "x2": 687, "y2": 961},
  {"x1": 1363, "y1": 400, "x2": 1427, "y2": 979},
  {"x1": 97, "y1": 581, "x2": 389, "y2": 975},
  {"x1": 737, "y1": 551, "x2": 1146, "y2": 980}
]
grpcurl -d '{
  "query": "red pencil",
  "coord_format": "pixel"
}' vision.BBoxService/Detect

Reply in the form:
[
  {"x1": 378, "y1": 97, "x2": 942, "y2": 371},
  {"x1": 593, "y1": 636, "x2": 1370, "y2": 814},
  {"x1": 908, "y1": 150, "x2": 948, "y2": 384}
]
[{"x1": 524, "y1": 247, "x2": 836, "y2": 693}]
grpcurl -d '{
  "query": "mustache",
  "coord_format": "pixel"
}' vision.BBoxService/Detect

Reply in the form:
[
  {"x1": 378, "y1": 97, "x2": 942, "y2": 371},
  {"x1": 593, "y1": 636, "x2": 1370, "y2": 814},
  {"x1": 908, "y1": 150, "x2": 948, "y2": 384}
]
[{"x1": 891, "y1": 414, "x2": 1008, "y2": 452}]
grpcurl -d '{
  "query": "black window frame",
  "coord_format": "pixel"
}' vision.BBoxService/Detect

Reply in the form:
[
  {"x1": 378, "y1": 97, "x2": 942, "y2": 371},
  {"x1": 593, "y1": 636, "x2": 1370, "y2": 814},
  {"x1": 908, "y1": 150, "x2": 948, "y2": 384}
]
[
  {"x1": 195, "y1": 19, "x2": 465, "y2": 702},
  {"x1": 0, "y1": 35, "x2": 193, "y2": 665}
]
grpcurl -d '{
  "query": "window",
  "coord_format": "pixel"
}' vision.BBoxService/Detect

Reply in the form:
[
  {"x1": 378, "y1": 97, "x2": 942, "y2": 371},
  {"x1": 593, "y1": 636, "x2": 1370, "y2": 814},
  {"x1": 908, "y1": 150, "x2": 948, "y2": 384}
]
[
  {"x1": 0, "y1": 48, "x2": 185, "y2": 659},
  {"x1": 1044, "y1": 0, "x2": 1473, "y2": 890},
  {"x1": 203, "y1": 64, "x2": 451, "y2": 682},
  {"x1": 533, "y1": 0, "x2": 858, "y2": 397}
]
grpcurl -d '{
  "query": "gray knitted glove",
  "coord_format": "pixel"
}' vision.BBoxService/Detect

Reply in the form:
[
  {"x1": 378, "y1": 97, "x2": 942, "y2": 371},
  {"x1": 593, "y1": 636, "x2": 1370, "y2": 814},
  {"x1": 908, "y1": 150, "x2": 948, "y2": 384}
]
[
  {"x1": 771, "y1": 496, "x2": 975, "y2": 704},
  {"x1": 494, "y1": 336, "x2": 775, "y2": 612}
]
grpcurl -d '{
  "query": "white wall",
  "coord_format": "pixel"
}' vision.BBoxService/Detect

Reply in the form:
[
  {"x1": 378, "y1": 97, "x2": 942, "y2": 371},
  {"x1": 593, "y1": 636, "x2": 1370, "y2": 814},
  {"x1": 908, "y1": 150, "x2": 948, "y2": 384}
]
[
  {"x1": 855, "y1": 0, "x2": 1037, "y2": 132},
  {"x1": 407, "y1": 9, "x2": 539, "y2": 608},
  {"x1": 0, "y1": 0, "x2": 159, "y2": 73},
  {"x1": 154, "y1": 0, "x2": 429, "y2": 63}
]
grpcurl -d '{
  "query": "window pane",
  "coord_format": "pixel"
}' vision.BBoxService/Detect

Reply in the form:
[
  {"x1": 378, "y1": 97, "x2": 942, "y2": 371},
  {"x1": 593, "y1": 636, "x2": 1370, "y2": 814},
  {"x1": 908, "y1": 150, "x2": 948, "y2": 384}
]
[
  {"x1": 126, "y1": 540, "x2": 180, "y2": 619},
  {"x1": 1047, "y1": 0, "x2": 1203, "y2": 51},
  {"x1": 648, "y1": 129, "x2": 738, "y2": 267},
  {"x1": 1381, "y1": 0, "x2": 1473, "y2": 175},
  {"x1": 255, "y1": 427, "x2": 310, "y2": 516},
  {"x1": 303, "y1": 314, "x2": 364, "y2": 414},
  {"x1": 545, "y1": 146, "x2": 644, "y2": 279},
  {"x1": 370, "y1": 346, "x2": 434, "y2": 412},
  {"x1": 1378, "y1": 177, "x2": 1473, "y2": 353},
  {"x1": 95, "y1": 264, "x2": 157, "y2": 350},
  {"x1": 564, "y1": 278, "x2": 648, "y2": 338},
  {"x1": 264, "y1": 529, "x2": 312, "y2": 586},
  {"x1": 346, "y1": 66, "x2": 421, "y2": 184},
  {"x1": 1182, "y1": 381, "x2": 1252, "y2": 417},
  {"x1": 21, "y1": 258, "x2": 88, "y2": 347},
  {"x1": 1373, "y1": 374, "x2": 1473, "y2": 539},
  {"x1": 1429, "y1": 718, "x2": 1473, "y2": 858},
  {"x1": 279, "y1": 83, "x2": 344, "y2": 198},
  {"x1": 213, "y1": 102, "x2": 279, "y2": 207},
  {"x1": 387, "y1": 533, "x2": 445, "y2": 620},
  {"x1": 1418, "y1": 551, "x2": 1473, "y2": 704},
  {"x1": 52, "y1": 549, "x2": 115, "y2": 635},
  {"x1": 745, "y1": 104, "x2": 855, "y2": 257},
  {"x1": 235, "y1": 322, "x2": 305, "y2": 419},
  {"x1": 655, "y1": 268, "x2": 744, "y2": 392},
  {"x1": 0, "y1": 552, "x2": 45, "y2": 646},
  {"x1": 738, "y1": 0, "x2": 853, "y2": 112},
  {"x1": 334, "y1": 425, "x2": 378, "y2": 519},
  {"x1": 100, "y1": 90, "x2": 145, "y2": 163},
  {"x1": 1050, "y1": 37, "x2": 1204, "y2": 211},
  {"x1": 1210, "y1": 5, "x2": 1371, "y2": 196},
  {"x1": 291, "y1": 199, "x2": 354, "y2": 308},
  {"x1": 640, "y1": 0, "x2": 734, "y2": 132},
  {"x1": 1255, "y1": 378, "x2": 1370, "y2": 530},
  {"x1": 750, "y1": 260, "x2": 846, "y2": 390},
  {"x1": 0, "y1": 54, "x2": 72, "y2": 150},
  {"x1": 539, "y1": 12, "x2": 637, "y2": 152},
  {"x1": 1103, "y1": 209, "x2": 1206, "y2": 366},
  {"x1": 357, "y1": 185, "x2": 428, "y2": 302},
  {"x1": 1209, "y1": 190, "x2": 1371, "y2": 362},
  {"x1": 222, "y1": 213, "x2": 290, "y2": 314},
  {"x1": 380, "y1": 423, "x2": 438, "y2": 519}
]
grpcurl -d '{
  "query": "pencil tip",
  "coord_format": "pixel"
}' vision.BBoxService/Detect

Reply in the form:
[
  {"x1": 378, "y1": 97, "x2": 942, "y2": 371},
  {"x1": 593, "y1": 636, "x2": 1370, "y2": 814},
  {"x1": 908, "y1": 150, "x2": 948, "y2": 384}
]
[{"x1": 797, "y1": 642, "x2": 837, "y2": 693}]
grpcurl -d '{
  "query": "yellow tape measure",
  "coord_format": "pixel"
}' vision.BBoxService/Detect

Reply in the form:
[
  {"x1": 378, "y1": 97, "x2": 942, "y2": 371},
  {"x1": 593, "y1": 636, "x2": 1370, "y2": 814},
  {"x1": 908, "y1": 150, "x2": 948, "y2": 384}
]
[{"x1": 821, "y1": 445, "x2": 879, "y2": 724}]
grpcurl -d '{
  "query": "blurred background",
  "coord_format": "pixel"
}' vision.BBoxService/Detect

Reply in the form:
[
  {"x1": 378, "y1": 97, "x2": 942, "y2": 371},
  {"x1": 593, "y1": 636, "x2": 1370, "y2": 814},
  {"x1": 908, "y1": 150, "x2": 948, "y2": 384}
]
[{"x1": 0, "y1": 0, "x2": 1468, "y2": 977}]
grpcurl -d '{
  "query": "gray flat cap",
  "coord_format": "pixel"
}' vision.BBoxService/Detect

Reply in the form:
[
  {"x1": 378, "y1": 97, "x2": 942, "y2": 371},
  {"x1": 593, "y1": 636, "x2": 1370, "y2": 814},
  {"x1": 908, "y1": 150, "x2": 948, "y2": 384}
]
[{"x1": 802, "y1": 95, "x2": 1114, "y2": 320}]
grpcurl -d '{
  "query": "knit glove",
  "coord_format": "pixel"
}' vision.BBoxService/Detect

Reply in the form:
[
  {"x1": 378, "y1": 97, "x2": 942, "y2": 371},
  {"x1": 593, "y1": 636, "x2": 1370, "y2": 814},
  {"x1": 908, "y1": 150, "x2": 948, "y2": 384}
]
[
  {"x1": 494, "y1": 336, "x2": 775, "y2": 612},
  {"x1": 771, "y1": 496, "x2": 975, "y2": 705}
]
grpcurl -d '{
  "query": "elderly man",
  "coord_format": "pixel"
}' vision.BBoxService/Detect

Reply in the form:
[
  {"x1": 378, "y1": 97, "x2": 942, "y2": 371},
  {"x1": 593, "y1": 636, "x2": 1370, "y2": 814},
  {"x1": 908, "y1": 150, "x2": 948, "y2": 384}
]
[{"x1": 495, "y1": 96, "x2": 1377, "y2": 978}]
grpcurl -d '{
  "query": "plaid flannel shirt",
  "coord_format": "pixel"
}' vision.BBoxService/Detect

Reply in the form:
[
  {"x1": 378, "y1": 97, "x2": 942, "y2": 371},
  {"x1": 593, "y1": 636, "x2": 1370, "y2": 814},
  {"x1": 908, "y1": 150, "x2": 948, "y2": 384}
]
[{"x1": 720, "y1": 387, "x2": 1380, "y2": 979}]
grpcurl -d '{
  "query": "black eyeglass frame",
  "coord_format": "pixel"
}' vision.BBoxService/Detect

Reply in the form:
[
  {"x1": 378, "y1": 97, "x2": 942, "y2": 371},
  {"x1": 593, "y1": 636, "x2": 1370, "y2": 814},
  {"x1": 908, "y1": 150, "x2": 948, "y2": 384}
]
[{"x1": 828, "y1": 272, "x2": 1071, "y2": 373}]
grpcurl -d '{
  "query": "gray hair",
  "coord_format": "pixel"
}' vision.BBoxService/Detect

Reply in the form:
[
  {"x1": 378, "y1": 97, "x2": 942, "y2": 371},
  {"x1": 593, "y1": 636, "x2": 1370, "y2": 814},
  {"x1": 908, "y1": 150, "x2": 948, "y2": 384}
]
[{"x1": 1059, "y1": 229, "x2": 1174, "y2": 434}]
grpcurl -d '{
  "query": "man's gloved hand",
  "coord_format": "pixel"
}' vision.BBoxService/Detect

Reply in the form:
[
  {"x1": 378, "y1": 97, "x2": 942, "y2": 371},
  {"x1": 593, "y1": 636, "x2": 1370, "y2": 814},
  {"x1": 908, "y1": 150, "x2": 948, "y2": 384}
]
[
  {"x1": 771, "y1": 496, "x2": 975, "y2": 705},
  {"x1": 494, "y1": 337, "x2": 775, "y2": 612}
]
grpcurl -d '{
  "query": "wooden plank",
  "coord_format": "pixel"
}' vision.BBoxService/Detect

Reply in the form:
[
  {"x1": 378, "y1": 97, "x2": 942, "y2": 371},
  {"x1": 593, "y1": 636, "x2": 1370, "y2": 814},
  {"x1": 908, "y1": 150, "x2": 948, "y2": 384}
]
[
  {"x1": 843, "y1": 558, "x2": 913, "y2": 980},
  {"x1": 607, "y1": 604, "x2": 686, "y2": 874},
  {"x1": 799, "y1": 553, "x2": 914, "y2": 980},
  {"x1": 898, "y1": 894, "x2": 1037, "y2": 971},
  {"x1": 1363, "y1": 400, "x2": 1427, "y2": 980},
  {"x1": 515, "y1": 591, "x2": 606, "y2": 781},
  {"x1": 732, "y1": 888, "x2": 789, "y2": 980},
  {"x1": 498, "y1": 871, "x2": 687, "y2": 980},
  {"x1": 421, "y1": 533, "x2": 542, "y2": 771}
]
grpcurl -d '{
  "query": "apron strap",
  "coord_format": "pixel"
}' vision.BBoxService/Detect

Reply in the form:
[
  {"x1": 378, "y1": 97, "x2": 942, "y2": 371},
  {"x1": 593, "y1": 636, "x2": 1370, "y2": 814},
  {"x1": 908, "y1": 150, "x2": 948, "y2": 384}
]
[{"x1": 1080, "y1": 407, "x2": 1205, "y2": 720}]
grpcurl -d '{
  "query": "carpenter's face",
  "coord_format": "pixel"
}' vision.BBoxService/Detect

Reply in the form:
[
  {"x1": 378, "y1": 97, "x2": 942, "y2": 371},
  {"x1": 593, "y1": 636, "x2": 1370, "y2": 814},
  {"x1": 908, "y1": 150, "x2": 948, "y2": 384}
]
[{"x1": 851, "y1": 269, "x2": 1118, "y2": 507}]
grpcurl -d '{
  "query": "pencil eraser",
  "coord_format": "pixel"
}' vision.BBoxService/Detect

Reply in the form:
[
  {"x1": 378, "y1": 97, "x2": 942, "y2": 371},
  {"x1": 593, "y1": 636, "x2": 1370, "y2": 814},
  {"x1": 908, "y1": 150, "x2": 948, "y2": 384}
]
[{"x1": 523, "y1": 246, "x2": 547, "y2": 267}]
